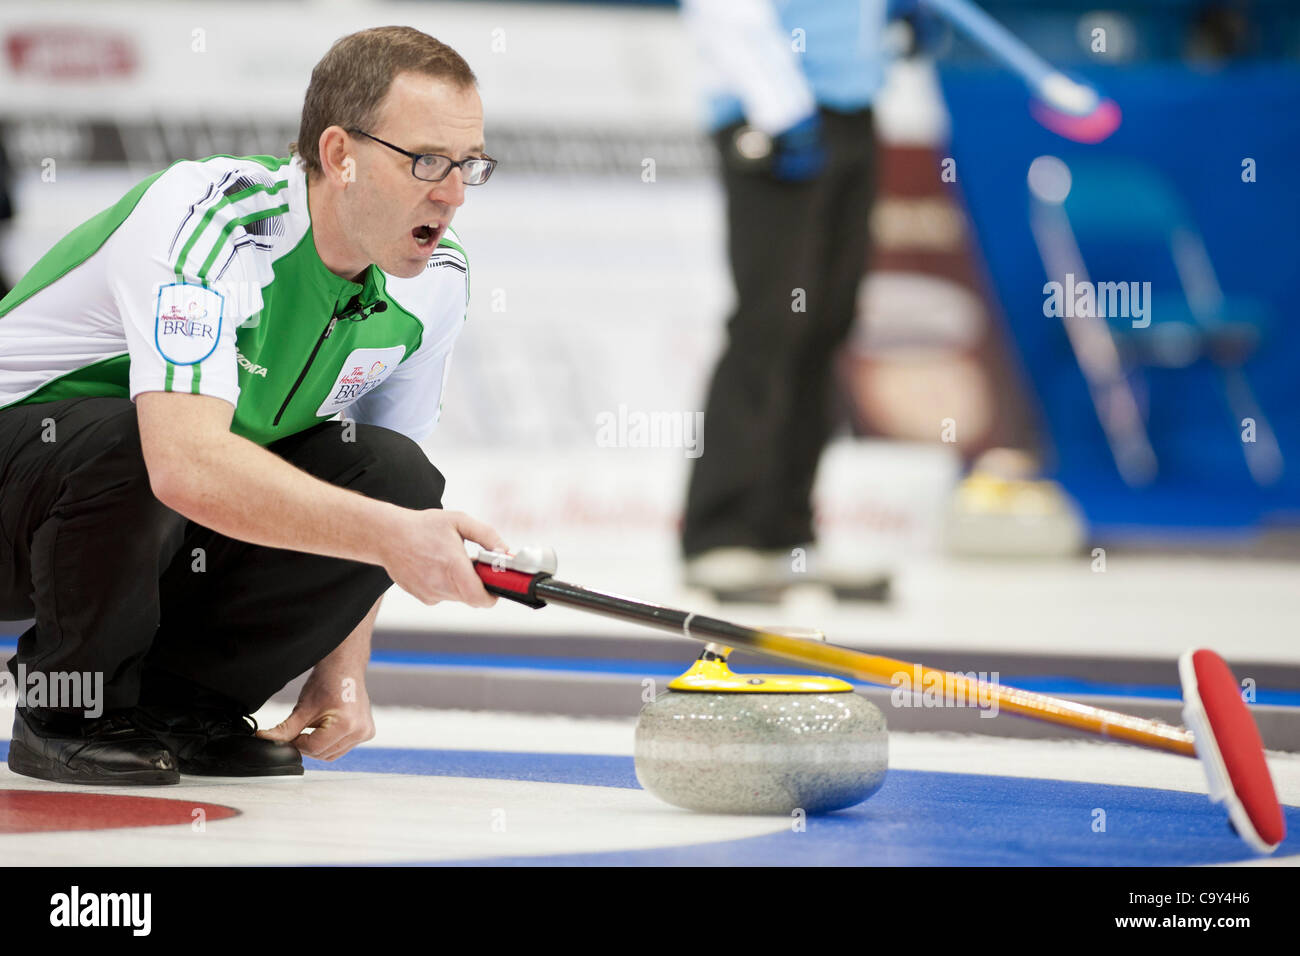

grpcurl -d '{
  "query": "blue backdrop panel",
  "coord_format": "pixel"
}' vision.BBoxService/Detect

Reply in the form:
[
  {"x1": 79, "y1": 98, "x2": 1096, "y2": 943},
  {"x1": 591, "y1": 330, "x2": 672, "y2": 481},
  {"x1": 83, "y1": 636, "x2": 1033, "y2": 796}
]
[{"x1": 937, "y1": 62, "x2": 1300, "y2": 531}]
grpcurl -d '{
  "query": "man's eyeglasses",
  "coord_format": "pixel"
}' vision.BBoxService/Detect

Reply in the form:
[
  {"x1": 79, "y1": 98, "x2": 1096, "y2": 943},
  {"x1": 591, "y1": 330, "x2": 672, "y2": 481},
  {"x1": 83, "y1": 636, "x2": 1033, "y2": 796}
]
[{"x1": 347, "y1": 129, "x2": 497, "y2": 185}]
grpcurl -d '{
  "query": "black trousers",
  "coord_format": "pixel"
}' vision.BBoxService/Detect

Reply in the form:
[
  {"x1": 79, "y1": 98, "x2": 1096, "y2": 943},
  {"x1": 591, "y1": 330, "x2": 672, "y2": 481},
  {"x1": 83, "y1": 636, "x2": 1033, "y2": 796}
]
[
  {"x1": 682, "y1": 108, "x2": 877, "y2": 557},
  {"x1": 0, "y1": 396, "x2": 445, "y2": 715}
]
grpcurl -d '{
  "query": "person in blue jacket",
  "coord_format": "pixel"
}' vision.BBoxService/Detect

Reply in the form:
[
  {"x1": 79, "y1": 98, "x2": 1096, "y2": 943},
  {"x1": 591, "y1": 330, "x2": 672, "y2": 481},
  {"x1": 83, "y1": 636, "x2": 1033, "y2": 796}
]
[{"x1": 679, "y1": 0, "x2": 938, "y2": 601}]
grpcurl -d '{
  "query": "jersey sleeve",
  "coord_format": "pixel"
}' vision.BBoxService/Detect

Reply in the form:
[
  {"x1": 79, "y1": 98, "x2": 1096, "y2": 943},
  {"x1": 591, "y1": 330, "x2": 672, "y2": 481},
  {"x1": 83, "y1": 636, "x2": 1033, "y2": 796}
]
[
  {"x1": 680, "y1": 0, "x2": 817, "y2": 134},
  {"x1": 104, "y1": 160, "x2": 275, "y2": 407},
  {"x1": 346, "y1": 241, "x2": 469, "y2": 443}
]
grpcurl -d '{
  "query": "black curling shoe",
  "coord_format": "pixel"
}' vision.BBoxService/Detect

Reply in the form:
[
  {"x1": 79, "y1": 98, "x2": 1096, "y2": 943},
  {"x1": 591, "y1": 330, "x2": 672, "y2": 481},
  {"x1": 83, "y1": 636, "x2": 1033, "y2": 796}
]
[
  {"x1": 134, "y1": 705, "x2": 303, "y2": 777},
  {"x1": 7, "y1": 707, "x2": 180, "y2": 786}
]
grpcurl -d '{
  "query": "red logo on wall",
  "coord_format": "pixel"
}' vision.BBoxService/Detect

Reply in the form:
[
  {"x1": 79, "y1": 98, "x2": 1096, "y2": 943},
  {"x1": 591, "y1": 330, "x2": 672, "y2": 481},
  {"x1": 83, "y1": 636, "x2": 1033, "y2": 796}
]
[{"x1": 5, "y1": 27, "x2": 137, "y2": 81}]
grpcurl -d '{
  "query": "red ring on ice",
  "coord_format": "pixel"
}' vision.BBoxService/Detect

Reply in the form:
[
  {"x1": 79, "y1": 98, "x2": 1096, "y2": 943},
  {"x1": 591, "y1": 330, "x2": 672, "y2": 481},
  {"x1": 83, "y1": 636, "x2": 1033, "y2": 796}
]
[{"x1": 0, "y1": 790, "x2": 240, "y2": 834}]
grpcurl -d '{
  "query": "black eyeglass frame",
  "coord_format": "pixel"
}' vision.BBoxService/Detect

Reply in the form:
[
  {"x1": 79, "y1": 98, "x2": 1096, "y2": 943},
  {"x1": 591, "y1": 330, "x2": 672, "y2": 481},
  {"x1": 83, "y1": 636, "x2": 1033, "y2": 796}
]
[{"x1": 347, "y1": 129, "x2": 497, "y2": 185}]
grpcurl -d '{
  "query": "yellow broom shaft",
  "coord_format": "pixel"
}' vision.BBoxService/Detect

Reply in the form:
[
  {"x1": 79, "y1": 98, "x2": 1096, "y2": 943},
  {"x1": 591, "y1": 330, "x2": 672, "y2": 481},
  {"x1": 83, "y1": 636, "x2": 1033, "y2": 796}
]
[
  {"x1": 745, "y1": 630, "x2": 1196, "y2": 756},
  {"x1": 528, "y1": 577, "x2": 1197, "y2": 758}
]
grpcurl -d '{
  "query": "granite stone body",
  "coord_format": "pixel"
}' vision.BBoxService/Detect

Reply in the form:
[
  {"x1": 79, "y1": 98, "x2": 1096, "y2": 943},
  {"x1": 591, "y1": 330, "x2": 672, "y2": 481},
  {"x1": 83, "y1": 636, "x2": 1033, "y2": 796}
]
[{"x1": 634, "y1": 689, "x2": 888, "y2": 814}]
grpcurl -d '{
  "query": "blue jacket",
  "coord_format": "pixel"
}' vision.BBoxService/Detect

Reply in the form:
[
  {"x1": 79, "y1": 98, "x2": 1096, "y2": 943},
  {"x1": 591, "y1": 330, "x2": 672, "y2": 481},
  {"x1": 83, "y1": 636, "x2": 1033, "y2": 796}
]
[{"x1": 681, "y1": 0, "x2": 890, "y2": 133}]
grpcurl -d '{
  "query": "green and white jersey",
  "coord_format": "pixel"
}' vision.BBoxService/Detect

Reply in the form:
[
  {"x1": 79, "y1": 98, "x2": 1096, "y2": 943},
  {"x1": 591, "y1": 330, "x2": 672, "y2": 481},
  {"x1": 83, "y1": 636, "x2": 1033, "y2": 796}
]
[{"x1": 0, "y1": 155, "x2": 469, "y2": 445}]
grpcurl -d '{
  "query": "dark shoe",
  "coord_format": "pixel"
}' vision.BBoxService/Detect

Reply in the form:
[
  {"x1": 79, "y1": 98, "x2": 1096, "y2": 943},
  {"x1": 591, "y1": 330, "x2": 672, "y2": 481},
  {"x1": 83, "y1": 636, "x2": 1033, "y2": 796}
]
[
  {"x1": 7, "y1": 708, "x2": 179, "y2": 786},
  {"x1": 683, "y1": 548, "x2": 793, "y2": 604},
  {"x1": 134, "y1": 705, "x2": 303, "y2": 777},
  {"x1": 818, "y1": 572, "x2": 891, "y2": 603},
  {"x1": 684, "y1": 547, "x2": 892, "y2": 604}
]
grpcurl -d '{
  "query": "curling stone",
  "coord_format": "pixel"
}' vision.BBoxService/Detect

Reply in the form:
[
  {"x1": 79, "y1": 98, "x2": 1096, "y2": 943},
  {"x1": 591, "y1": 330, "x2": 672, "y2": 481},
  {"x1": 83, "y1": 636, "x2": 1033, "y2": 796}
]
[{"x1": 634, "y1": 645, "x2": 887, "y2": 815}]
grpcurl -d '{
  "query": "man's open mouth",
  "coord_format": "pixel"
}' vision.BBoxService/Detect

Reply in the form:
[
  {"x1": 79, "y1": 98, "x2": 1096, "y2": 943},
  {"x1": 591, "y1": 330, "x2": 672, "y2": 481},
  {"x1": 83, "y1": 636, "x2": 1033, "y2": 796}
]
[{"x1": 412, "y1": 224, "x2": 438, "y2": 248}]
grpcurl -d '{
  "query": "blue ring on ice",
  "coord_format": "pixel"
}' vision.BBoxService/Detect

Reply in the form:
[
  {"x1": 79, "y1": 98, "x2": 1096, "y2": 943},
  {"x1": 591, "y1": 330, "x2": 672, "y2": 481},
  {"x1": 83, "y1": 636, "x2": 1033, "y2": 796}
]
[{"x1": 303, "y1": 746, "x2": 1300, "y2": 866}]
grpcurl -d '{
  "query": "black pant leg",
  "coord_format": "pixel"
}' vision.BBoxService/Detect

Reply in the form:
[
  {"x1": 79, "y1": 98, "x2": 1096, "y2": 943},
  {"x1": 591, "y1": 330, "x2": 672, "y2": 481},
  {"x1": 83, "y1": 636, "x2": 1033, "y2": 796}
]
[
  {"x1": 0, "y1": 397, "x2": 187, "y2": 713},
  {"x1": 141, "y1": 420, "x2": 446, "y2": 714},
  {"x1": 776, "y1": 109, "x2": 877, "y2": 538},
  {"x1": 681, "y1": 126, "x2": 828, "y2": 556}
]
